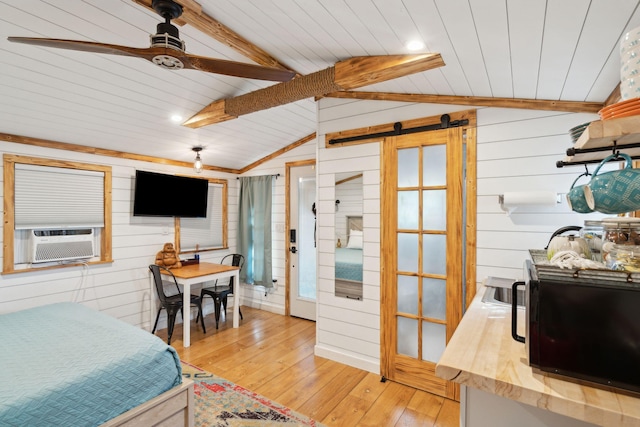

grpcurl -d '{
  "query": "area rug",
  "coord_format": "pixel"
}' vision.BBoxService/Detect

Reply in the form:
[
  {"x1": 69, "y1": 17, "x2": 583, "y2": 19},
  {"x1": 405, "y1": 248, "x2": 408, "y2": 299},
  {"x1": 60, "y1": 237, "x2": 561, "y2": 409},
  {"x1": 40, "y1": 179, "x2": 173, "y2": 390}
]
[{"x1": 181, "y1": 361, "x2": 326, "y2": 427}]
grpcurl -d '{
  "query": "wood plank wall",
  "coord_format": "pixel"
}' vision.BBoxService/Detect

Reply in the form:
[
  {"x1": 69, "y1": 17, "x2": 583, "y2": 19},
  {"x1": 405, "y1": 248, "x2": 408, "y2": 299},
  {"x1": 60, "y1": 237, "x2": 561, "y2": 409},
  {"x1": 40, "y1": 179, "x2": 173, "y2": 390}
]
[
  {"x1": 317, "y1": 142, "x2": 381, "y2": 373},
  {"x1": 0, "y1": 141, "x2": 241, "y2": 329},
  {"x1": 316, "y1": 97, "x2": 606, "y2": 373},
  {"x1": 0, "y1": 138, "x2": 317, "y2": 327}
]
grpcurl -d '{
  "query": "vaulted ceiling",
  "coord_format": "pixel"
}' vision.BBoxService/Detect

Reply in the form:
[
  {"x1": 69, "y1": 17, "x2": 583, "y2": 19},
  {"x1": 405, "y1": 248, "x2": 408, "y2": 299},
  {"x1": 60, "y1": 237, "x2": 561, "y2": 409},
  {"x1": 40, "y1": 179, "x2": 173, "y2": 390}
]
[{"x1": 1, "y1": 0, "x2": 638, "y2": 172}]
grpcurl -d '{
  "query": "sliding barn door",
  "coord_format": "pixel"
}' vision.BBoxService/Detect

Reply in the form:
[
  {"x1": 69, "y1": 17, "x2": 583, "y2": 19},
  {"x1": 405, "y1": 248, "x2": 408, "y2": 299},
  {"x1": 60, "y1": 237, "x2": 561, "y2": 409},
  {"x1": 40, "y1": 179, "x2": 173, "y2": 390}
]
[{"x1": 381, "y1": 127, "x2": 467, "y2": 399}]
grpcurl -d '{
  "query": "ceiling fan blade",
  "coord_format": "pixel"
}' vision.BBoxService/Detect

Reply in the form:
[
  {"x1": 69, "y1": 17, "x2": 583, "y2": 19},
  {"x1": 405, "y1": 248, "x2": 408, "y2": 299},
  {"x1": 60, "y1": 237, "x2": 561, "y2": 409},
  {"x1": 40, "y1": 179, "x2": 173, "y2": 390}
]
[
  {"x1": 182, "y1": 53, "x2": 296, "y2": 82},
  {"x1": 8, "y1": 37, "x2": 295, "y2": 81},
  {"x1": 7, "y1": 37, "x2": 151, "y2": 58}
]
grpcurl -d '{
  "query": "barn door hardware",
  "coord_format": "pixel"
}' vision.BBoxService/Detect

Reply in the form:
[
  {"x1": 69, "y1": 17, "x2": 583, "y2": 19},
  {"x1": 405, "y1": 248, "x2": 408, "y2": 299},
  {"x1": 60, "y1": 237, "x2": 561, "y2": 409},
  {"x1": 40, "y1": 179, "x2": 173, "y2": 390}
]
[{"x1": 328, "y1": 114, "x2": 469, "y2": 145}]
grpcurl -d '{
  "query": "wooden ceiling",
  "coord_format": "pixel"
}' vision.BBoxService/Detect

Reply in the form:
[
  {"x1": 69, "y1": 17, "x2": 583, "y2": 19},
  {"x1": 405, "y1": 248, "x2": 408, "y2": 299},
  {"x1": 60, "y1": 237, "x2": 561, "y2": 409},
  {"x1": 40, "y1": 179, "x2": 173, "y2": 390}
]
[{"x1": 1, "y1": 0, "x2": 638, "y2": 171}]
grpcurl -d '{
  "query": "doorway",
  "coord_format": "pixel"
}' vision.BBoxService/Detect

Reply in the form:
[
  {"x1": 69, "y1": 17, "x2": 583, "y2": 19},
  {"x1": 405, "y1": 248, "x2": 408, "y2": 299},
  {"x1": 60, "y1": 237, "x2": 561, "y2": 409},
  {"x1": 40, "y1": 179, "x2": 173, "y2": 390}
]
[{"x1": 286, "y1": 160, "x2": 317, "y2": 320}]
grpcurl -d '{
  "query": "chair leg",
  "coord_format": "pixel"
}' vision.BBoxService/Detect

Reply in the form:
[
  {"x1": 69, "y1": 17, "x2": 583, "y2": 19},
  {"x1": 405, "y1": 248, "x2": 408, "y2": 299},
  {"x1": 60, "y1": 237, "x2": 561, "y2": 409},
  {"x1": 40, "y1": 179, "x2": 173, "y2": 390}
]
[
  {"x1": 166, "y1": 309, "x2": 178, "y2": 345},
  {"x1": 198, "y1": 303, "x2": 206, "y2": 334},
  {"x1": 152, "y1": 309, "x2": 162, "y2": 334},
  {"x1": 197, "y1": 292, "x2": 209, "y2": 324},
  {"x1": 214, "y1": 296, "x2": 222, "y2": 329},
  {"x1": 221, "y1": 296, "x2": 228, "y2": 318}
]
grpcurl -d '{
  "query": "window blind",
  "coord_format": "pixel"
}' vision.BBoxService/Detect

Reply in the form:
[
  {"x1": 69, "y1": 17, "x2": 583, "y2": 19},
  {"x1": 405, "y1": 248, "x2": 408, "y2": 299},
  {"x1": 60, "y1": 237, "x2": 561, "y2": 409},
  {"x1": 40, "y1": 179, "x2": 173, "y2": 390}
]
[
  {"x1": 180, "y1": 183, "x2": 223, "y2": 250},
  {"x1": 14, "y1": 164, "x2": 105, "y2": 230}
]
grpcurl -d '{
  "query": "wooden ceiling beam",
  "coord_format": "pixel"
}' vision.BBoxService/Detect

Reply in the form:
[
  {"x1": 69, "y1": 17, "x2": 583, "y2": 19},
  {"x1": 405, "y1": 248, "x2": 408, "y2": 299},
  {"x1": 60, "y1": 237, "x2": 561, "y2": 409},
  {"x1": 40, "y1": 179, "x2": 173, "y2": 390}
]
[
  {"x1": 183, "y1": 54, "x2": 445, "y2": 128},
  {"x1": 334, "y1": 54, "x2": 445, "y2": 89},
  {"x1": 0, "y1": 133, "x2": 240, "y2": 174},
  {"x1": 130, "y1": 0, "x2": 295, "y2": 72},
  {"x1": 325, "y1": 91, "x2": 604, "y2": 114}
]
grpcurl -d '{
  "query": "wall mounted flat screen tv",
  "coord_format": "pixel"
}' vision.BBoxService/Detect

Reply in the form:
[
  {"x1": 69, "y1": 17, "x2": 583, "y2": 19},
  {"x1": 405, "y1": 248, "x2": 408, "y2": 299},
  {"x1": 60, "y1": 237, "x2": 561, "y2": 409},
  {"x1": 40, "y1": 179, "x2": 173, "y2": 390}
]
[{"x1": 133, "y1": 170, "x2": 208, "y2": 217}]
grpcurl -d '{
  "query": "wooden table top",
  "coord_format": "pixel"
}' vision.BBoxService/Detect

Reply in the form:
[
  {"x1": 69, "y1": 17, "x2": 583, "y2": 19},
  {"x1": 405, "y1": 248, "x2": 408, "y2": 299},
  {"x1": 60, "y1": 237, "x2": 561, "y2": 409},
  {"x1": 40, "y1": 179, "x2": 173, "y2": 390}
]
[
  {"x1": 436, "y1": 283, "x2": 640, "y2": 427},
  {"x1": 162, "y1": 262, "x2": 239, "y2": 279}
]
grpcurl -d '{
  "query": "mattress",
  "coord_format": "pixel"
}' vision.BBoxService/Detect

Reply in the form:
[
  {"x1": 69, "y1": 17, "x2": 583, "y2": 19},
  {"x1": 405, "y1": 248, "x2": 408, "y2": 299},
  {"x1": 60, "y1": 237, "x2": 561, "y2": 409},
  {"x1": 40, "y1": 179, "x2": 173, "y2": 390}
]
[
  {"x1": 335, "y1": 247, "x2": 363, "y2": 282},
  {"x1": 0, "y1": 302, "x2": 182, "y2": 427}
]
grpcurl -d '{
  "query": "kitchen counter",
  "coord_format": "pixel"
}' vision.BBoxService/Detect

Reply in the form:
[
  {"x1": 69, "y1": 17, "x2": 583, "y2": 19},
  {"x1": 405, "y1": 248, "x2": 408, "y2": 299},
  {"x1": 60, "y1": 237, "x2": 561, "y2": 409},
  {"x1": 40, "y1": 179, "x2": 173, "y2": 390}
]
[{"x1": 435, "y1": 284, "x2": 640, "y2": 427}]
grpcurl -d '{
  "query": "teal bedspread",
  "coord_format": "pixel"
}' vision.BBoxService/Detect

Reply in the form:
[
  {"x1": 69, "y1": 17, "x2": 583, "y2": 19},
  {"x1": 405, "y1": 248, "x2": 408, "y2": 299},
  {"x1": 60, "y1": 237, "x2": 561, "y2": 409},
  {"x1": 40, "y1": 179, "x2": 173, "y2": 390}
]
[
  {"x1": 335, "y1": 247, "x2": 363, "y2": 282},
  {"x1": 0, "y1": 302, "x2": 182, "y2": 426}
]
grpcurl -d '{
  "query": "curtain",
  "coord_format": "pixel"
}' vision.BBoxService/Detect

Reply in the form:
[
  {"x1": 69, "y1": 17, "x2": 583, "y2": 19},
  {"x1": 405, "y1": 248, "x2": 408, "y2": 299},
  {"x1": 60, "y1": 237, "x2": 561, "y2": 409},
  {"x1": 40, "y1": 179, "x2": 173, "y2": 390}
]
[{"x1": 237, "y1": 175, "x2": 273, "y2": 287}]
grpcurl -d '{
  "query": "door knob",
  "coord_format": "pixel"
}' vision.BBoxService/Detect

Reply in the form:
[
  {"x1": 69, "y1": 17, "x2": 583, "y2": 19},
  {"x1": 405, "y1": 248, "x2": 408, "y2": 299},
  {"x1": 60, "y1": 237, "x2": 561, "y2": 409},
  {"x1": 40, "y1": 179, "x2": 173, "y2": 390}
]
[{"x1": 290, "y1": 246, "x2": 297, "y2": 253}]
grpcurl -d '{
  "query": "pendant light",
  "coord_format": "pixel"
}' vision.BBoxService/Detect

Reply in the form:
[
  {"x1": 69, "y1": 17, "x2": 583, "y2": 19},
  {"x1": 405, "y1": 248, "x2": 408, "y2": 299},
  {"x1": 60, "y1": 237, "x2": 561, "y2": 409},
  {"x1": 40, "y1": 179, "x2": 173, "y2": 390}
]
[{"x1": 192, "y1": 146, "x2": 203, "y2": 173}]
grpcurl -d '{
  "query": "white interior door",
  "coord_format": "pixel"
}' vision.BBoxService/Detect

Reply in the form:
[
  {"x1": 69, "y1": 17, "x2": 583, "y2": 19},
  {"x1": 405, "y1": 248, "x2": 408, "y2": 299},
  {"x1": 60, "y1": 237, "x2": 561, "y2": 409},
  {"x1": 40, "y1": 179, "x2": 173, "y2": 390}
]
[{"x1": 289, "y1": 164, "x2": 317, "y2": 320}]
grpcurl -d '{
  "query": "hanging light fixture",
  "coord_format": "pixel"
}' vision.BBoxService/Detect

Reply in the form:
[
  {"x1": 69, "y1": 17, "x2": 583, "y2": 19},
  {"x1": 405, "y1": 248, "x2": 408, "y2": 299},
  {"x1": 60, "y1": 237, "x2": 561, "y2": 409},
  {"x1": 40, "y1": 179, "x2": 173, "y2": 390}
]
[{"x1": 192, "y1": 146, "x2": 203, "y2": 173}]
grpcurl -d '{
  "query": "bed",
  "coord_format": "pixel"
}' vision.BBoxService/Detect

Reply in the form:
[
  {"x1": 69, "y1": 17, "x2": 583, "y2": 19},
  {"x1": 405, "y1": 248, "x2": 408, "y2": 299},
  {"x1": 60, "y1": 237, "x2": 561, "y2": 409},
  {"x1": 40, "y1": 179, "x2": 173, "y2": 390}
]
[
  {"x1": 335, "y1": 216, "x2": 364, "y2": 299},
  {"x1": 335, "y1": 247, "x2": 363, "y2": 282},
  {"x1": 0, "y1": 302, "x2": 194, "y2": 427}
]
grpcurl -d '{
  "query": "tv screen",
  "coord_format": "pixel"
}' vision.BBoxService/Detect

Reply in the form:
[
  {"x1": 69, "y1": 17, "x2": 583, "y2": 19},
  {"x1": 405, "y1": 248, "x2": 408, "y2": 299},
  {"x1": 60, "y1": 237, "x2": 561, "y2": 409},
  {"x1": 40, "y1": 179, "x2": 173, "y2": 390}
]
[{"x1": 133, "y1": 170, "x2": 208, "y2": 217}]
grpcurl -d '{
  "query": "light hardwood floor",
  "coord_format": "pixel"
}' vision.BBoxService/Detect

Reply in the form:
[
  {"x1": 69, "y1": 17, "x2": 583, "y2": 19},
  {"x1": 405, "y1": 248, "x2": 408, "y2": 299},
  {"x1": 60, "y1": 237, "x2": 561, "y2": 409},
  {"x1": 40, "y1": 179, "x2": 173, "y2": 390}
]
[{"x1": 158, "y1": 306, "x2": 460, "y2": 427}]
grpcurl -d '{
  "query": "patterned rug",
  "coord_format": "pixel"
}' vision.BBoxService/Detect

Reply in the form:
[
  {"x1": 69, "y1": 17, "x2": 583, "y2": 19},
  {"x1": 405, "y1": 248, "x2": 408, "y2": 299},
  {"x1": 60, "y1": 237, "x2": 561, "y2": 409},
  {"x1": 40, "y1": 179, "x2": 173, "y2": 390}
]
[{"x1": 181, "y1": 361, "x2": 326, "y2": 427}]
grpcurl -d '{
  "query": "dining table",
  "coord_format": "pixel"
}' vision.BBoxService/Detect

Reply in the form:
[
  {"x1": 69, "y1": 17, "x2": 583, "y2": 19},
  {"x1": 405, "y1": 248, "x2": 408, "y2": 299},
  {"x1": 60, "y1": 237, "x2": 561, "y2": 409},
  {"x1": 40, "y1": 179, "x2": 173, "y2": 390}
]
[{"x1": 160, "y1": 262, "x2": 240, "y2": 347}]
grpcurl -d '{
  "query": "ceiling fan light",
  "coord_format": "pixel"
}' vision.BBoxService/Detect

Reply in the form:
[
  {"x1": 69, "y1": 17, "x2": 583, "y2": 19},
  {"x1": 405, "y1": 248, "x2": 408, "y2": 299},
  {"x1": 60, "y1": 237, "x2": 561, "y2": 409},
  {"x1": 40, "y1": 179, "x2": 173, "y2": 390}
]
[
  {"x1": 152, "y1": 54, "x2": 184, "y2": 70},
  {"x1": 150, "y1": 32, "x2": 185, "y2": 51}
]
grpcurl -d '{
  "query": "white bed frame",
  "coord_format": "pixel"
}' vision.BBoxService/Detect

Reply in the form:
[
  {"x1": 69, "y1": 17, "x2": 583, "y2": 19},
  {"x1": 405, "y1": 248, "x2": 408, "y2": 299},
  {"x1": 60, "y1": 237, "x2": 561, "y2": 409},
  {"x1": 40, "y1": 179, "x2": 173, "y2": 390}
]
[{"x1": 101, "y1": 379, "x2": 194, "y2": 427}]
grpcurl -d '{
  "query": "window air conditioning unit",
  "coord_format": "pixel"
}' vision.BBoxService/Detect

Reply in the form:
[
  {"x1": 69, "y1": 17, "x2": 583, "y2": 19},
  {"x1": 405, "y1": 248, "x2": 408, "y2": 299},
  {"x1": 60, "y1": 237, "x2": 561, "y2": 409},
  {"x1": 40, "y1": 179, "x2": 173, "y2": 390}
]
[{"x1": 29, "y1": 229, "x2": 95, "y2": 263}]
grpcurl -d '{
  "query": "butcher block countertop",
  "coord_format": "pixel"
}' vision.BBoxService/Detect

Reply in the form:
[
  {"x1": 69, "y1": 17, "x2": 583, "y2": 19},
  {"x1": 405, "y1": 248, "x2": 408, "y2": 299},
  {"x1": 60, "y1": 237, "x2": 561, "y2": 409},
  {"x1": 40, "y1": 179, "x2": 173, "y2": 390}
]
[{"x1": 435, "y1": 284, "x2": 640, "y2": 427}]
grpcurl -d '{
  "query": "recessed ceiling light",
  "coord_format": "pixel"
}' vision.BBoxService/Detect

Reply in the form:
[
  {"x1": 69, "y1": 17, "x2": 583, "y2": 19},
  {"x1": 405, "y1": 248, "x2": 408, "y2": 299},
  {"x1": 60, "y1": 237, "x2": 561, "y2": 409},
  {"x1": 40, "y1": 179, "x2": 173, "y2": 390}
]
[
  {"x1": 406, "y1": 40, "x2": 425, "y2": 51},
  {"x1": 170, "y1": 114, "x2": 183, "y2": 123}
]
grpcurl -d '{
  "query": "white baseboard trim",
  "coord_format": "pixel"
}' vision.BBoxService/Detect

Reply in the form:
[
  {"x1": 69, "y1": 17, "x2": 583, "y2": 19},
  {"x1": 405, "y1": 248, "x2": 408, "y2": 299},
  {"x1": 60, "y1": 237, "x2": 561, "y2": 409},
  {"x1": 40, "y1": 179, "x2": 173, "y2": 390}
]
[
  {"x1": 314, "y1": 344, "x2": 380, "y2": 374},
  {"x1": 241, "y1": 298, "x2": 285, "y2": 316}
]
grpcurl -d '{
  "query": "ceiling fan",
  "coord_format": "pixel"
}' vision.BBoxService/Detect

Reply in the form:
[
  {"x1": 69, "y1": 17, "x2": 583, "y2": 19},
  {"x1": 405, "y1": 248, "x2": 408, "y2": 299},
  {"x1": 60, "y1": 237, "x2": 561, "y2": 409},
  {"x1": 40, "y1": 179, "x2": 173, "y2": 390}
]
[{"x1": 7, "y1": 0, "x2": 295, "y2": 82}]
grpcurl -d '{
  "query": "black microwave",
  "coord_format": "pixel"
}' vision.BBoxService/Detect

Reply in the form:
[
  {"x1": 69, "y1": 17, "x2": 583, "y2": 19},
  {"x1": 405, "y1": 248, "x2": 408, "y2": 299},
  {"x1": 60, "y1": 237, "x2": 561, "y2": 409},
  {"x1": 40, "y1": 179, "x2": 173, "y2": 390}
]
[{"x1": 512, "y1": 260, "x2": 640, "y2": 394}]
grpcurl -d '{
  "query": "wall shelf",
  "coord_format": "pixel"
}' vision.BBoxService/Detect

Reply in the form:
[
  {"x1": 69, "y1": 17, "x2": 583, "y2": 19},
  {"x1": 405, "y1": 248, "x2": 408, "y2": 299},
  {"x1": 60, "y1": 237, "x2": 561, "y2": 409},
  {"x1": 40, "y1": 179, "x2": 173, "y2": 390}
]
[{"x1": 557, "y1": 116, "x2": 640, "y2": 167}]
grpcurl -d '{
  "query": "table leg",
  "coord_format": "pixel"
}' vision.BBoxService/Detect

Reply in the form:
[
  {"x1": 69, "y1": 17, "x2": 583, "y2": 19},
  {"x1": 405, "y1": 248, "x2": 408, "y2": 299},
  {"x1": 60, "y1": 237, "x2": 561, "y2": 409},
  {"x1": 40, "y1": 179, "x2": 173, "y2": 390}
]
[
  {"x1": 233, "y1": 270, "x2": 240, "y2": 328},
  {"x1": 183, "y1": 282, "x2": 191, "y2": 348}
]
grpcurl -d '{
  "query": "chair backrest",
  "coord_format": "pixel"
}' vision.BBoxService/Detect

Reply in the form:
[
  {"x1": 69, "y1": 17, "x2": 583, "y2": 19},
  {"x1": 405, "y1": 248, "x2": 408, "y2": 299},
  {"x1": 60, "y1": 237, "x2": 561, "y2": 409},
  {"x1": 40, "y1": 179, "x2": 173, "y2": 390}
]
[
  {"x1": 220, "y1": 253, "x2": 244, "y2": 291},
  {"x1": 149, "y1": 264, "x2": 181, "y2": 305}
]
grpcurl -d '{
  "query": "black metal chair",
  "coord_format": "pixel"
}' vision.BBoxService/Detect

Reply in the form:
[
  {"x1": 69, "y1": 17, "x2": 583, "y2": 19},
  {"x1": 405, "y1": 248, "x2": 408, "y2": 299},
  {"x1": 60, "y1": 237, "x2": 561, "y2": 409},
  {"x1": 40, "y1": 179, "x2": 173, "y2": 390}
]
[
  {"x1": 198, "y1": 254, "x2": 244, "y2": 329},
  {"x1": 149, "y1": 264, "x2": 206, "y2": 345}
]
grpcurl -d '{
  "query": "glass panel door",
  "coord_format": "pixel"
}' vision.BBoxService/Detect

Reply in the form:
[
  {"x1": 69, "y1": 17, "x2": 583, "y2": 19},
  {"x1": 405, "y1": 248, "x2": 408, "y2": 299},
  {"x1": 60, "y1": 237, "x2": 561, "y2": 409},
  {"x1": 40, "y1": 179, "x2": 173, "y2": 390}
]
[
  {"x1": 381, "y1": 126, "x2": 468, "y2": 399},
  {"x1": 288, "y1": 163, "x2": 317, "y2": 321}
]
